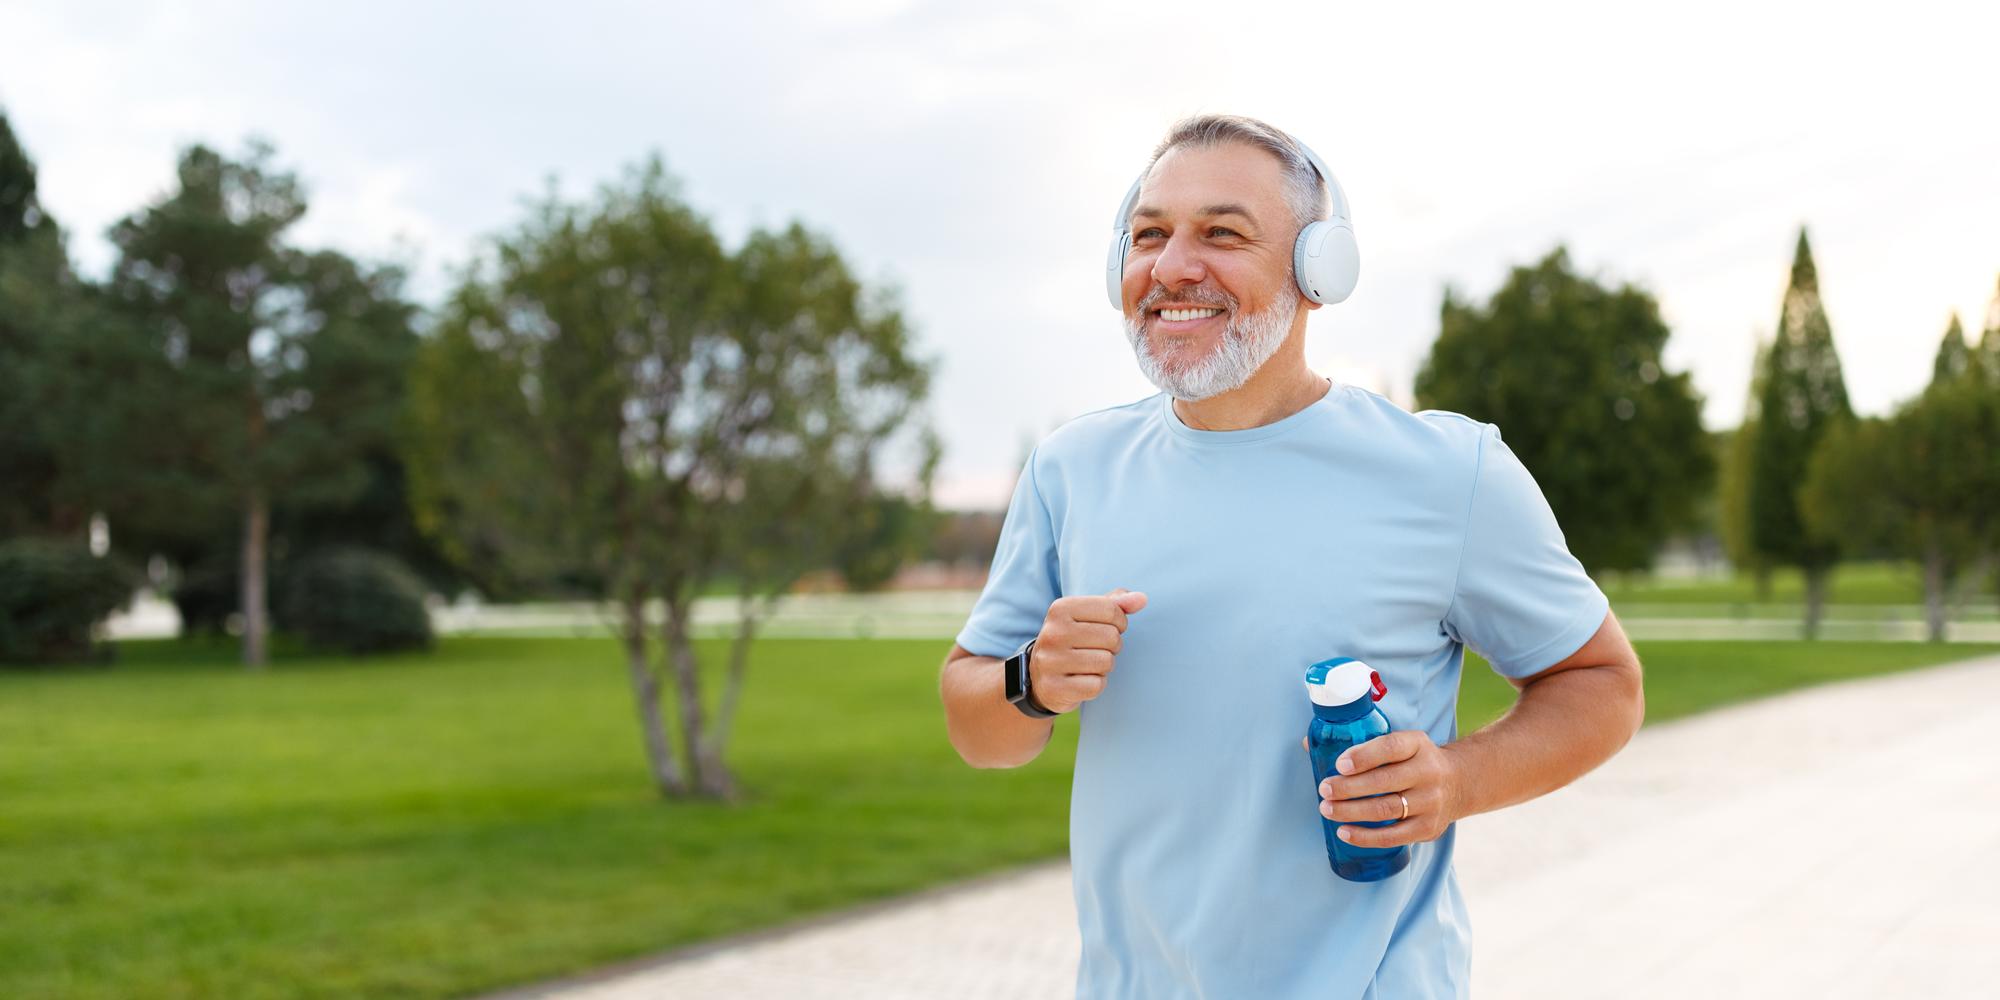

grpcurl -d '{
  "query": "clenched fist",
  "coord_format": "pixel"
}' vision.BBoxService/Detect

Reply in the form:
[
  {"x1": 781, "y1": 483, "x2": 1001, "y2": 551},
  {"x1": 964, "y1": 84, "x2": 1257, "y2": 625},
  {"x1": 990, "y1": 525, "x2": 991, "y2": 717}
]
[{"x1": 1030, "y1": 587, "x2": 1148, "y2": 714}]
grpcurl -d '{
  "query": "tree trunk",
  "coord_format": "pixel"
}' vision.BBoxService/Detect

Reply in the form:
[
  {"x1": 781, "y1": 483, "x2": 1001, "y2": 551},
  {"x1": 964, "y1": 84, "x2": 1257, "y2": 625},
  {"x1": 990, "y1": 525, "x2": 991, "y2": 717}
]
[
  {"x1": 1920, "y1": 543, "x2": 1948, "y2": 643},
  {"x1": 704, "y1": 593, "x2": 768, "y2": 781},
  {"x1": 621, "y1": 590, "x2": 685, "y2": 798},
  {"x1": 1801, "y1": 565, "x2": 1828, "y2": 640},
  {"x1": 241, "y1": 489, "x2": 269, "y2": 668},
  {"x1": 663, "y1": 597, "x2": 733, "y2": 800}
]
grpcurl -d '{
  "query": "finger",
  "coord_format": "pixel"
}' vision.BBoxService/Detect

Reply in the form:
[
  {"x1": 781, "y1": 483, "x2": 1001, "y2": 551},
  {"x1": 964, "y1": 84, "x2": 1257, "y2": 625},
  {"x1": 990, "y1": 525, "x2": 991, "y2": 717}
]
[
  {"x1": 1039, "y1": 647, "x2": 1114, "y2": 679},
  {"x1": 1049, "y1": 672, "x2": 1106, "y2": 705},
  {"x1": 1321, "y1": 786, "x2": 1430, "y2": 824},
  {"x1": 1336, "y1": 816, "x2": 1439, "y2": 850},
  {"x1": 1111, "y1": 589, "x2": 1148, "y2": 614},
  {"x1": 1065, "y1": 596, "x2": 1130, "y2": 632},
  {"x1": 1320, "y1": 760, "x2": 1422, "y2": 802},
  {"x1": 1061, "y1": 621, "x2": 1123, "y2": 654},
  {"x1": 1301, "y1": 736, "x2": 1308, "y2": 751},
  {"x1": 1333, "y1": 731, "x2": 1423, "y2": 776}
]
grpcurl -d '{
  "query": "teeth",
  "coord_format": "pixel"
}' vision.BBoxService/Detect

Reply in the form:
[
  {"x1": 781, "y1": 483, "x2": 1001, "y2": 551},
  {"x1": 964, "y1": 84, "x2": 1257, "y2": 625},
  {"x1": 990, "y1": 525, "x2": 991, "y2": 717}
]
[{"x1": 1159, "y1": 308, "x2": 1222, "y2": 322}]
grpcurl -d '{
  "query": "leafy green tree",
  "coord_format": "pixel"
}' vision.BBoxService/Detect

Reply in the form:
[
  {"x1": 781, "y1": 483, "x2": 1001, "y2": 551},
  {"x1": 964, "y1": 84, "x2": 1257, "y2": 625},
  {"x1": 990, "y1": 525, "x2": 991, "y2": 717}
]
[
  {"x1": 1414, "y1": 247, "x2": 1712, "y2": 574},
  {"x1": 0, "y1": 109, "x2": 87, "y2": 539},
  {"x1": 92, "y1": 143, "x2": 420, "y2": 667},
  {"x1": 0, "y1": 109, "x2": 41, "y2": 245},
  {"x1": 1747, "y1": 230, "x2": 1851, "y2": 637},
  {"x1": 1802, "y1": 377, "x2": 2000, "y2": 640},
  {"x1": 406, "y1": 159, "x2": 937, "y2": 799},
  {"x1": 1718, "y1": 339, "x2": 1773, "y2": 598},
  {"x1": 832, "y1": 486, "x2": 942, "y2": 592}
]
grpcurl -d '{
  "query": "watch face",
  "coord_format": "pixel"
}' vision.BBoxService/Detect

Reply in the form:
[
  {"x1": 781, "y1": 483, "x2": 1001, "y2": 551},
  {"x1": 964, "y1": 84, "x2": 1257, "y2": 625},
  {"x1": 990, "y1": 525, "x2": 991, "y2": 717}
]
[{"x1": 1004, "y1": 653, "x2": 1027, "y2": 702}]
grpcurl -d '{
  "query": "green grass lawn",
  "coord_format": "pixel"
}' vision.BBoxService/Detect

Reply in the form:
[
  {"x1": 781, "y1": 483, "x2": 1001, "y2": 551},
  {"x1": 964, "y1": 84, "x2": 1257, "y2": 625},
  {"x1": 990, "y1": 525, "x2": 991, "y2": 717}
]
[
  {"x1": 1597, "y1": 561, "x2": 1998, "y2": 608},
  {"x1": 3, "y1": 636, "x2": 1995, "y2": 999}
]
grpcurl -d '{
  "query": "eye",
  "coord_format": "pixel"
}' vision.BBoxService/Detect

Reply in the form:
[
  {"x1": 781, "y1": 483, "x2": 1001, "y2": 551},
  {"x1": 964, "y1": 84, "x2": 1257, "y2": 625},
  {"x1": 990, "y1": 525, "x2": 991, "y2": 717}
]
[
  {"x1": 1134, "y1": 227, "x2": 1166, "y2": 240},
  {"x1": 1208, "y1": 226, "x2": 1239, "y2": 238}
]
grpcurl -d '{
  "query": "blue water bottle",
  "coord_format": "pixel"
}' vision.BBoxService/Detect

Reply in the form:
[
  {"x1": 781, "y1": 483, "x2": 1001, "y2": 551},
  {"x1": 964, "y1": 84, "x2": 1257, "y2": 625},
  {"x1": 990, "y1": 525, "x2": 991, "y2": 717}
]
[{"x1": 1305, "y1": 657, "x2": 1411, "y2": 882}]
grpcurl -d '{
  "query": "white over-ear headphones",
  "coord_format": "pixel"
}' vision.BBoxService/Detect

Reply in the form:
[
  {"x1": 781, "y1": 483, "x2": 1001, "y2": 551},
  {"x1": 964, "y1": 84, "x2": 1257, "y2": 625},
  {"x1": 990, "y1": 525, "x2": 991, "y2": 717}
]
[{"x1": 1105, "y1": 137, "x2": 1359, "y2": 310}]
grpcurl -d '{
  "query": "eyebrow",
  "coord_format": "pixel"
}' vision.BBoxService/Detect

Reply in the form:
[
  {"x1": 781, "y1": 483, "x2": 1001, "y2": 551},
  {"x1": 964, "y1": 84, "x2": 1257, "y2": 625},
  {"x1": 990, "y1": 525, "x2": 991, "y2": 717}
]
[{"x1": 1130, "y1": 203, "x2": 1259, "y2": 224}]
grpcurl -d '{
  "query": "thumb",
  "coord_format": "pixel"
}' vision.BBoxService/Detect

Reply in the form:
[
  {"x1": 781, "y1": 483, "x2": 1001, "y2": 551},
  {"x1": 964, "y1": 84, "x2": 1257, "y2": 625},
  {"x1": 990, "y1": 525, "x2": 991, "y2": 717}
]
[{"x1": 1107, "y1": 587, "x2": 1148, "y2": 613}]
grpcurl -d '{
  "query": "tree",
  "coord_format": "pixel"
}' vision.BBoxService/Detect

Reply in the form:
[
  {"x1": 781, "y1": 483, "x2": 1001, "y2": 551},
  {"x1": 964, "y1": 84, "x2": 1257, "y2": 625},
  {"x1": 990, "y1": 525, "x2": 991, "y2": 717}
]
[
  {"x1": 832, "y1": 487, "x2": 942, "y2": 592},
  {"x1": 0, "y1": 108, "x2": 86, "y2": 540},
  {"x1": 1983, "y1": 280, "x2": 2000, "y2": 611},
  {"x1": 1746, "y1": 229, "x2": 1851, "y2": 637},
  {"x1": 1802, "y1": 376, "x2": 2000, "y2": 640},
  {"x1": 1932, "y1": 314, "x2": 1971, "y2": 384},
  {"x1": 1718, "y1": 338, "x2": 1773, "y2": 598},
  {"x1": 406, "y1": 159, "x2": 937, "y2": 799},
  {"x1": 0, "y1": 109, "x2": 41, "y2": 245},
  {"x1": 1981, "y1": 278, "x2": 2000, "y2": 385},
  {"x1": 1414, "y1": 247, "x2": 1712, "y2": 574},
  {"x1": 93, "y1": 142, "x2": 419, "y2": 666}
]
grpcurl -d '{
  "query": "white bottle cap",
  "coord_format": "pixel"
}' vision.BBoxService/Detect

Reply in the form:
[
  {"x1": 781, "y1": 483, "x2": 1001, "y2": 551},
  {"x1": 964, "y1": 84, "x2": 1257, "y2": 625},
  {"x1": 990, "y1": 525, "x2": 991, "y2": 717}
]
[{"x1": 1306, "y1": 659, "x2": 1385, "y2": 707}]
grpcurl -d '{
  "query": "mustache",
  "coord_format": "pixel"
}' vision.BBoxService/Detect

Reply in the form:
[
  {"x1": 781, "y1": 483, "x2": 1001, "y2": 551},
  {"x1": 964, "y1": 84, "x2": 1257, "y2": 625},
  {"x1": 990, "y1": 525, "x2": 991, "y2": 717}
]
[{"x1": 1136, "y1": 284, "x2": 1236, "y2": 313}]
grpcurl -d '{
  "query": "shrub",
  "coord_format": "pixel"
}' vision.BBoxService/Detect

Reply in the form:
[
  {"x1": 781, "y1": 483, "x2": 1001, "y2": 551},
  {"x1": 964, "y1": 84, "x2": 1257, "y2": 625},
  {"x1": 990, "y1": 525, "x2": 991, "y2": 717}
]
[
  {"x1": 275, "y1": 548, "x2": 433, "y2": 655},
  {"x1": 170, "y1": 558, "x2": 240, "y2": 636},
  {"x1": 0, "y1": 538, "x2": 136, "y2": 665}
]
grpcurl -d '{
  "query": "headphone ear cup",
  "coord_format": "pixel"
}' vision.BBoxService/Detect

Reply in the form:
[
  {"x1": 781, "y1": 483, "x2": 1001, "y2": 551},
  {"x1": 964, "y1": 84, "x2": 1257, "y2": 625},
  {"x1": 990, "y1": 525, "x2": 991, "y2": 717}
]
[
  {"x1": 1106, "y1": 232, "x2": 1132, "y2": 310},
  {"x1": 1292, "y1": 221, "x2": 1360, "y2": 305}
]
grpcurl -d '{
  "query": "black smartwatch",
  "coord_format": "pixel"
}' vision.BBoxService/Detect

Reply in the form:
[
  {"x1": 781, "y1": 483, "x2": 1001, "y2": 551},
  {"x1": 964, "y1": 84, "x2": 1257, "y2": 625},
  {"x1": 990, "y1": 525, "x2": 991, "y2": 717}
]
[{"x1": 1003, "y1": 639, "x2": 1060, "y2": 718}]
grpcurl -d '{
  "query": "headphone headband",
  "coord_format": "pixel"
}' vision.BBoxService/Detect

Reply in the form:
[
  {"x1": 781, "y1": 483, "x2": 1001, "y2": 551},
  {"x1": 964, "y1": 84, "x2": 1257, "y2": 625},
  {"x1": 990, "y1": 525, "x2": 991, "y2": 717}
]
[{"x1": 1110, "y1": 137, "x2": 1351, "y2": 234}]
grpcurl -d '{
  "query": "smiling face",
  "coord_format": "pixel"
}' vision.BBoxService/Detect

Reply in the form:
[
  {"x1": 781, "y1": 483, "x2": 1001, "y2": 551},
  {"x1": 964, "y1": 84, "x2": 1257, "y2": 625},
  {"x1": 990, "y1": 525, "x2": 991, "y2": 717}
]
[{"x1": 1119, "y1": 140, "x2": 1310, "y2": 400}]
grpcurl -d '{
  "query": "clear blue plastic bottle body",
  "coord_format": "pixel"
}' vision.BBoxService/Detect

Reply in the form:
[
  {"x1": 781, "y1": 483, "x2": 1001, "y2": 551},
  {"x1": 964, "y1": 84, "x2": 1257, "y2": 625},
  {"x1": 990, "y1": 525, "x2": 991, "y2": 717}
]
[{"x1": 1307, "y1": 700, "x2": 1412, "y2": 881}]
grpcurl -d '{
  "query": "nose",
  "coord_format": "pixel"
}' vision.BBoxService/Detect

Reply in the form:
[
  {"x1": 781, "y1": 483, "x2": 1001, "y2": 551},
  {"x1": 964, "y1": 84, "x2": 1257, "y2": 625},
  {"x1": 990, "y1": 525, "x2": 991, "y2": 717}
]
[{"x1": 1149, "y1": 230, "x2": 1207, "y2": 290}]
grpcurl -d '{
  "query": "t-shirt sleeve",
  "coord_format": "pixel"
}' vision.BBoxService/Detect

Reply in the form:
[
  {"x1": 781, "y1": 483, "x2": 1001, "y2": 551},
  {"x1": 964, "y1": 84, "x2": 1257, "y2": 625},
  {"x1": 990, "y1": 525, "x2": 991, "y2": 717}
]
[
  {"x1": 1442, "y1": 424, "x2": 1610, "y2": 680},
  {"x1": 954, "y1": 447, "x2": 1061, "y2": 659}
]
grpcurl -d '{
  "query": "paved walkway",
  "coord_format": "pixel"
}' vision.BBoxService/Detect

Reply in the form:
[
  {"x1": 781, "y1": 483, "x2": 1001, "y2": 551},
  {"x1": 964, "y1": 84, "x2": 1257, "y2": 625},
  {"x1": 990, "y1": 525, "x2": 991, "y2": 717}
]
[{"x1": 490, "y1": 654, "x2": 2000, "y2": 999}]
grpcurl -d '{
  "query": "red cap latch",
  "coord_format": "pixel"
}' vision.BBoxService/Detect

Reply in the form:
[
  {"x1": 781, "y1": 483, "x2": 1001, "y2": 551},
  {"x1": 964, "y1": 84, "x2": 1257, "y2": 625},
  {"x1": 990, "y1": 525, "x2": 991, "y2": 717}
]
[{"x1": 1369, "y1": 671, "x2": 1387, "y2": 702}]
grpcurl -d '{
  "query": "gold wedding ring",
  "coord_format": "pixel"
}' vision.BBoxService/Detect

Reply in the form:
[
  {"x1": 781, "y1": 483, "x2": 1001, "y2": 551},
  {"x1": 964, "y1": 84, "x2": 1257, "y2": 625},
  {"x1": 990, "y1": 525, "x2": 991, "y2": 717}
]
[{"x1": 1396, "y1": 793, "x2": 1410, "y2": 822}]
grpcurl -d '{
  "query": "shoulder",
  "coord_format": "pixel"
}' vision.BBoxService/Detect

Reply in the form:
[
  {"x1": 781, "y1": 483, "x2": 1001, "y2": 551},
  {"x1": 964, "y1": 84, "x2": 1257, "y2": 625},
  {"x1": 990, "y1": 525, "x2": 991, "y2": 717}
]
[
  {"x1": 1410, "y1": 403, "x2": 1498, "y2": 461},
  {"x1": 1335, "y1": 384, "x2": 1495, "y2": 466},
  {"x1": 1028, "y1": 393, "x2": 1159, "y2": 470}
]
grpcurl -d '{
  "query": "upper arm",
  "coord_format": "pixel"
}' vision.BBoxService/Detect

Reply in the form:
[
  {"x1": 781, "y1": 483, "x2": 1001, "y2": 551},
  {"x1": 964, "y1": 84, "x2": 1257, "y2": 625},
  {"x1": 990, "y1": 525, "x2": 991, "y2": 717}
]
[
  {"x1": 1445, "y1": 424, "x2": 1612, "y2": 680},
  {"x1": 1509, "y1": 609, "x2": 1642, "y2": 693},
  {"x1": 953, "y1": 446, "x2": 1062, "y2": 660},
  {"x1": 942, "y1": 643, "x2": 978, "y2": 671}
]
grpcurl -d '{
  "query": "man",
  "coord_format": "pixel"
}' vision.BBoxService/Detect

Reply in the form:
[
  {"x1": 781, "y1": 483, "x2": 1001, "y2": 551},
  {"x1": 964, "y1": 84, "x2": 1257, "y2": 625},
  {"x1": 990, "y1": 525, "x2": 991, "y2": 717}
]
[{"x1": 939, "y1": 114, "x2": 1644, "y2": 998}]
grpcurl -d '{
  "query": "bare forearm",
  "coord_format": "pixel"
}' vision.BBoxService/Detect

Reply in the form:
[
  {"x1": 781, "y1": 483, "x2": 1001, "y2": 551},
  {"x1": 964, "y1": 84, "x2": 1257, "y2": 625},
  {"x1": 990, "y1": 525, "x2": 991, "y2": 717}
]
[
  {"x1": 1445, "y1": 662, "x2": 1644, "y2": 820},
  {"x1": 941, "y1": 653, "x2": 1055, "y2": 768}
]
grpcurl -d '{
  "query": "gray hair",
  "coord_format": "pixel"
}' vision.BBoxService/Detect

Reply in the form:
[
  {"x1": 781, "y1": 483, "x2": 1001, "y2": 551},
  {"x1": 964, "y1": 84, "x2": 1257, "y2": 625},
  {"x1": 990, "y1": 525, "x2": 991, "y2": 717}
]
[{"x1": 1146, "y1": 114, "x2": 1328, "y2": 233}]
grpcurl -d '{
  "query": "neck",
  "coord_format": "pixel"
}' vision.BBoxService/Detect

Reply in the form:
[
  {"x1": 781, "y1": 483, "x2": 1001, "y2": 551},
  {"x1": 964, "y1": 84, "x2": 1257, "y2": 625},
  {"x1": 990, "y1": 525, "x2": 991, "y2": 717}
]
[{"x1": 1171, "y1": 325, "x2": 1327, "y2": 432}]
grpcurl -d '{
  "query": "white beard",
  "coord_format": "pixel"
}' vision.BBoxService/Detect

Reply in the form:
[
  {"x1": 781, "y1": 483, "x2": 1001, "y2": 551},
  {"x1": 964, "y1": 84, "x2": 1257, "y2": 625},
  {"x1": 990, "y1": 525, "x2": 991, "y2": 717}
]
[{"x1": 1124, "y1": 288, "x2": 1300, "y2": 401}]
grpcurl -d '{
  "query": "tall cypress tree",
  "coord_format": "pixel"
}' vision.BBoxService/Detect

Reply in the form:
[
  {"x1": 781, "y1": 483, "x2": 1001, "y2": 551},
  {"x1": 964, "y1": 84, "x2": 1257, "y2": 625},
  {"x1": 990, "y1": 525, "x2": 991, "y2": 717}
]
[
  {"x1": 1931, "y1": 314, "x2": 1970, "y2": 385},
  {"x1": 1977, "y1": 277, "x2": 2000, "y2": 386},
  {"x1": 1747, "y1": 229, "x2": 1852, "y2": 637}
]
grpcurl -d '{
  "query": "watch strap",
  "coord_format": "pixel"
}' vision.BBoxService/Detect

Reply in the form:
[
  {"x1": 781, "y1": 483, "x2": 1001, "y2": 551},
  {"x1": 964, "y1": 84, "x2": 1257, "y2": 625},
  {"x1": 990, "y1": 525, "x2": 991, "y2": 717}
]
[{"x1": 1008, "y1": 639, "x2": 1060, "y2": 718}]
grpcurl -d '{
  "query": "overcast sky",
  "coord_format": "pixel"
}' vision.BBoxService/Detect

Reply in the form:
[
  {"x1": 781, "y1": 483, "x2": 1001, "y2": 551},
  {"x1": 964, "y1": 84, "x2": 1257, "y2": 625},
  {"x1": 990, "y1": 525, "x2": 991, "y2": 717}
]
[{"x1": 5, "y1": 0, "x2": 1996, "y2": 509}]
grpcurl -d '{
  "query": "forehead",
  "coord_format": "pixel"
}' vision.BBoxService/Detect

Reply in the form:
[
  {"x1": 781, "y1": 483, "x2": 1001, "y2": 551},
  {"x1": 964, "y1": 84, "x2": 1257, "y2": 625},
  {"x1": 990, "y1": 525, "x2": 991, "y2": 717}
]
[{"x1": 1136, "y1": 141, "x2": 1290, "y2": 221}]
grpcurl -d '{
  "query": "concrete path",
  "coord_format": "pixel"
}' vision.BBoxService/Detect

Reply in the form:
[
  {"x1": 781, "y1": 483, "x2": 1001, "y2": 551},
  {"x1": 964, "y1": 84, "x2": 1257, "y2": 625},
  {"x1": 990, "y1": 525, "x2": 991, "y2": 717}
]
[{"x1": 490, "y1": 654, "x2": 2000, "y2": 999}]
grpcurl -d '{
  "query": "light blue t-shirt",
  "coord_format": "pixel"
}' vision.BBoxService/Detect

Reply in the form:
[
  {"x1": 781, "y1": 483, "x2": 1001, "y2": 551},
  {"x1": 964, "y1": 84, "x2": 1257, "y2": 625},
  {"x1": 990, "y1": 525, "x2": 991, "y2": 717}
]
[{"x1": 955, "y1": 381, "x2": 1609, "y2": 999}]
